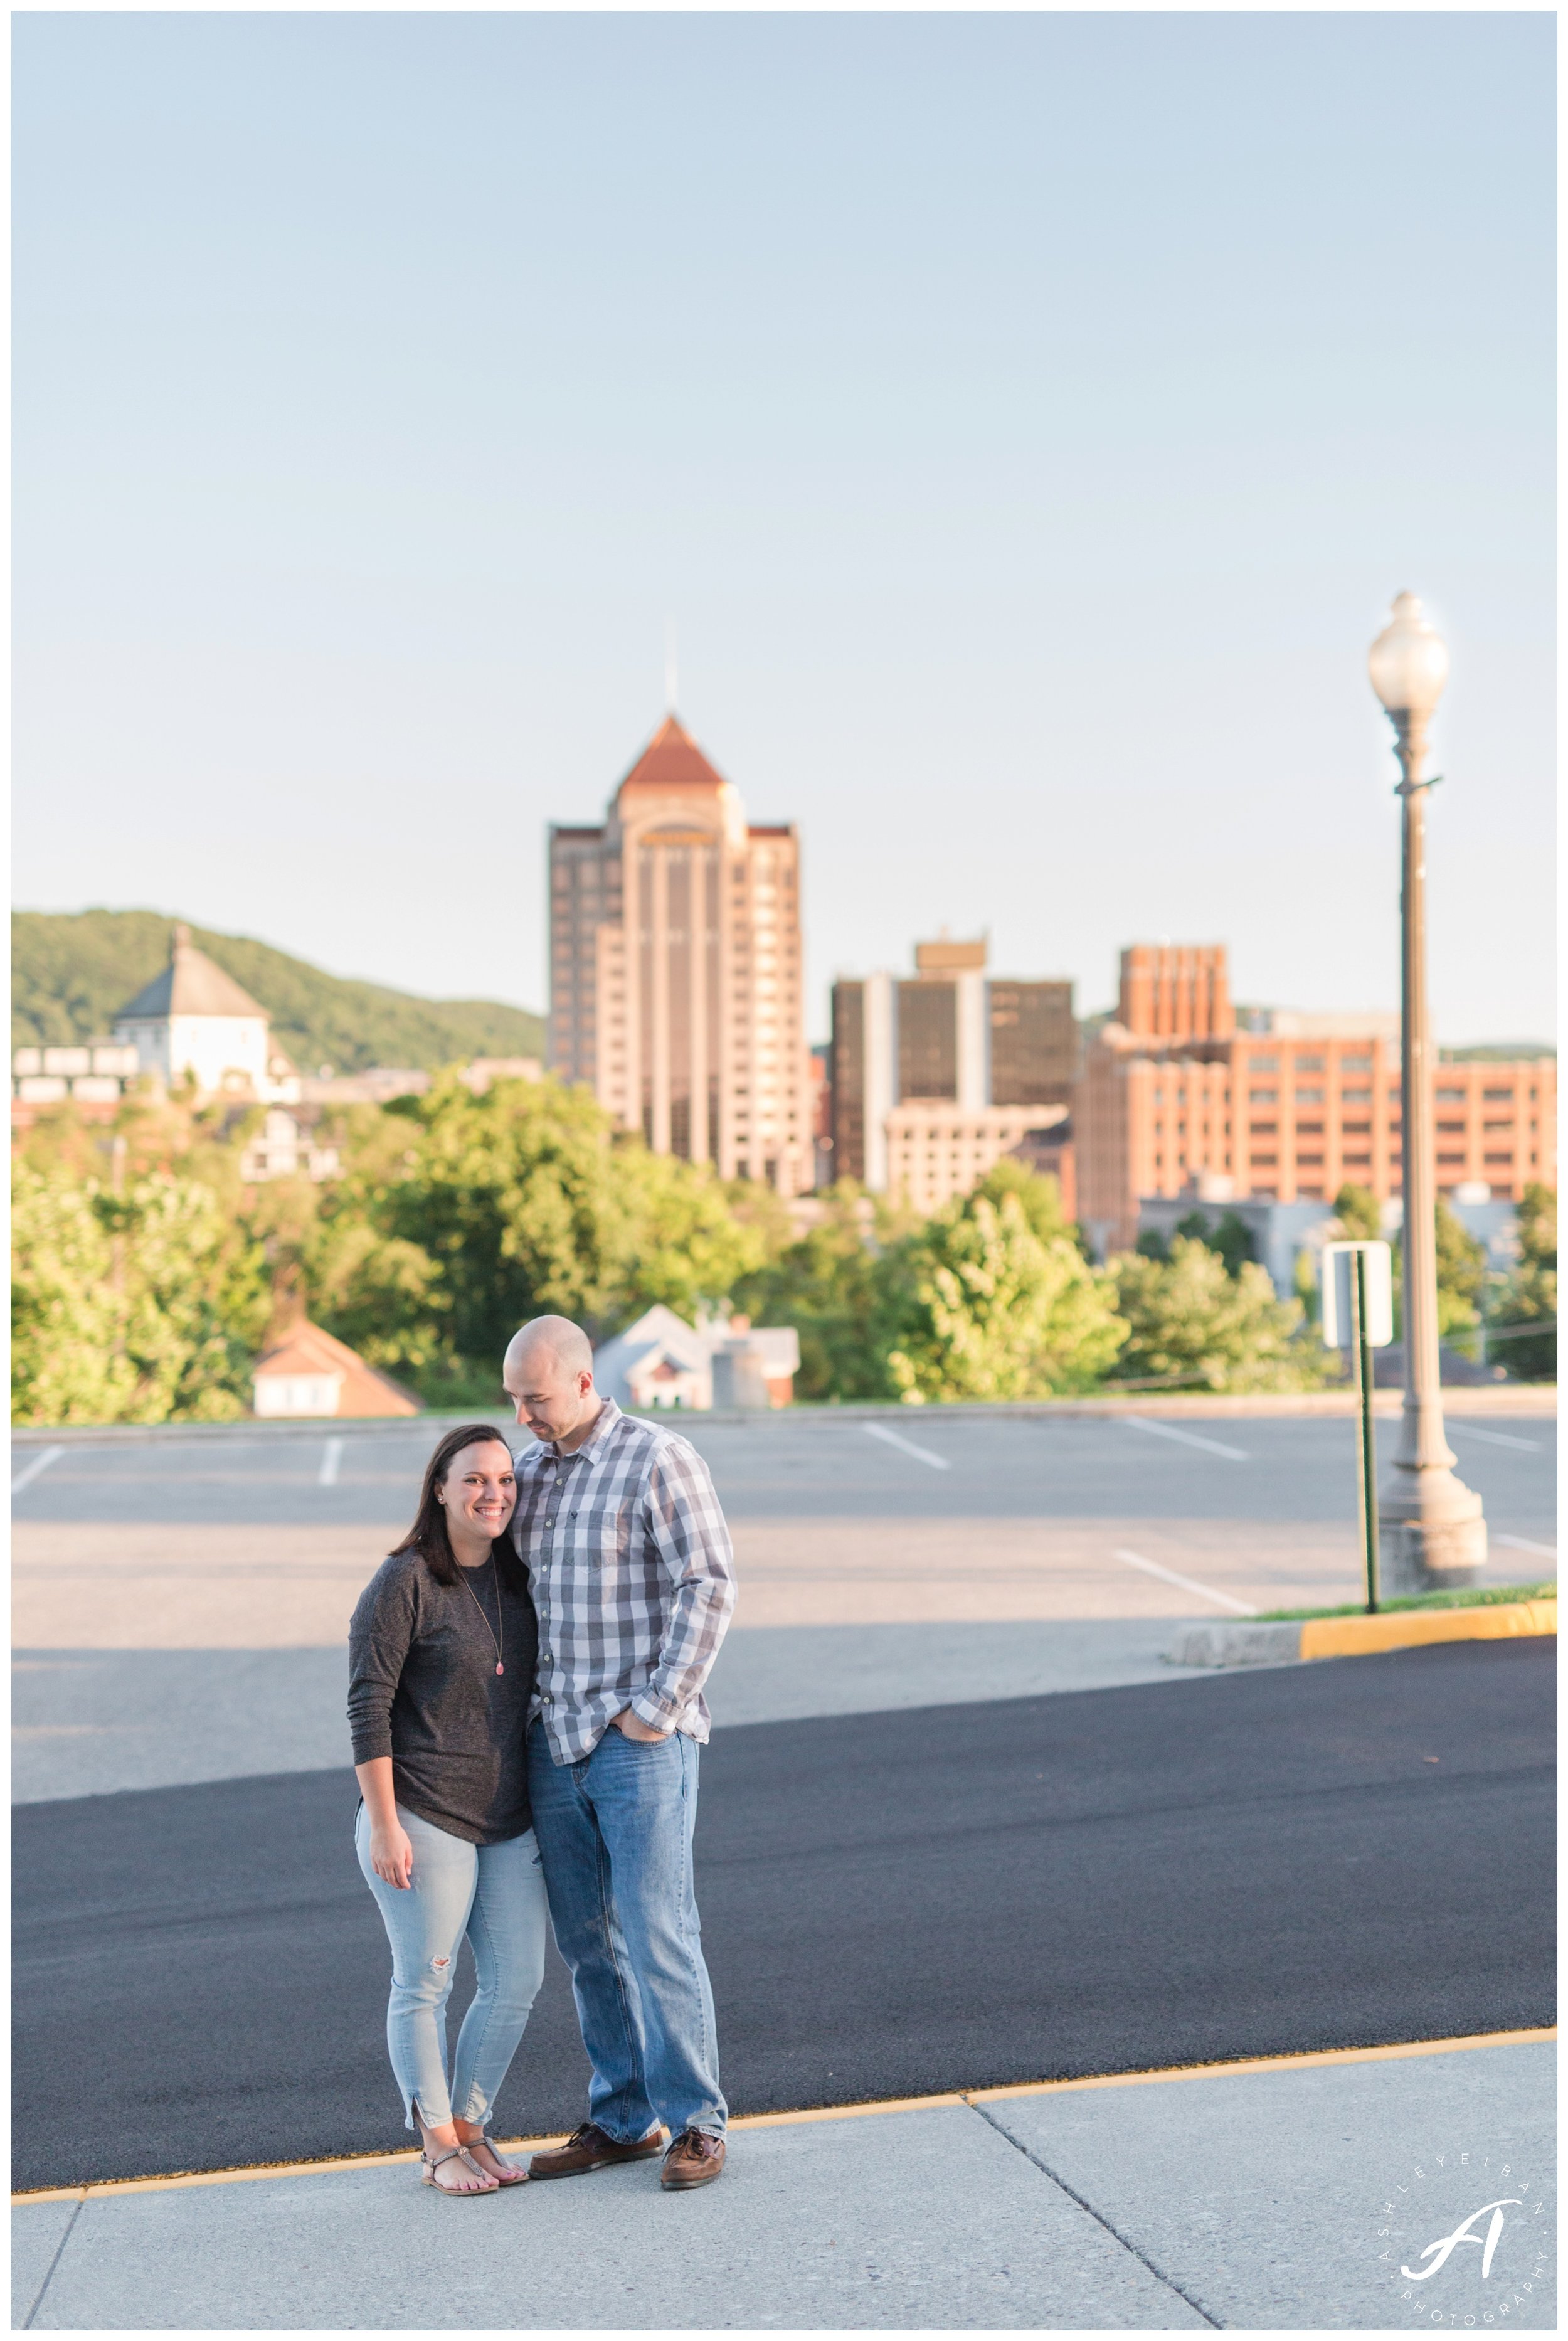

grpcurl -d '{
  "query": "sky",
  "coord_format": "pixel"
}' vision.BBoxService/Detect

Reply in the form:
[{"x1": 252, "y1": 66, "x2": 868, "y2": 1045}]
[{"x1": 13, "y1": 10, "x2": 1555, "y2": 1044}]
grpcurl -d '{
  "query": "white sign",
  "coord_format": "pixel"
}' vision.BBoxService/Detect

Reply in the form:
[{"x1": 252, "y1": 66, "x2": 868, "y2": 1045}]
[{"x1": 1320, "y1": 1240, "x2": 1394, "y2": 1350}]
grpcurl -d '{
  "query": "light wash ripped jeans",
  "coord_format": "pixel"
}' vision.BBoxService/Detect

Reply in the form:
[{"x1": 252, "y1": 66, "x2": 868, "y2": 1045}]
[{"x1": 355, "y1": 1801, "x2": 548, "y2": 2132}]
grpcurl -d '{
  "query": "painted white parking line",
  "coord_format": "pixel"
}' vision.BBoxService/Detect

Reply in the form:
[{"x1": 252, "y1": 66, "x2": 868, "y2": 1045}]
[
  {"x1": 1494, "y1": 1534, "x2": 1558, "y2": 1563},
  {"x1": 1449, "y1": 1425, "x2": 1543, "y2": 1453},
  {"x1": 11, "y1": 1446, "x2": 65, "y2": 1498},
  {"x1": 861, "y1": 1423, "x2": 951, "y2": 1472},
  {"x1": 319, "y1": 1438, "x2": 345, "y2": 1488},
  {"x1": 1115, "y1": 1547, "x2": 1258, "y2": 1616},
  {"x1": 1125, "y1": 1416, "x2": 1248, "y2": 1463}
]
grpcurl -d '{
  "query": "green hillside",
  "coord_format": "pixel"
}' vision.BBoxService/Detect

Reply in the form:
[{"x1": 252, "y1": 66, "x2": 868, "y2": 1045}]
[{"x1": 12, "y1": 910, "x2": 545, "y2": 1075}]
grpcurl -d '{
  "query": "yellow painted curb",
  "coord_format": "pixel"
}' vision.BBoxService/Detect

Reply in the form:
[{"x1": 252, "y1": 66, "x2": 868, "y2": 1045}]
[
  {"x1": 13, "y1": 2027, "x2": 1555, "y2": 2208},
  {"x1": 1301, "y1": 1598, "x2": 1557, "y2": 1660},
  {"x1": 965, "y1": 2027, "x2": 1556, "y2": 2101}
]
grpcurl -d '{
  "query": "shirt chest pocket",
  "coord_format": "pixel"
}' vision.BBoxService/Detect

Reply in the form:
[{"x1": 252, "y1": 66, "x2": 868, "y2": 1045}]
[{"x1": 592, "y1": 1504, "x2": 636, "y2": 1573}]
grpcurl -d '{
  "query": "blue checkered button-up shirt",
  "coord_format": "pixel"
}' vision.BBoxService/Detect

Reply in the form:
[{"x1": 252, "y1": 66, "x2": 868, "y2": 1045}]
[{"x1": 510, "y1": 1398, "x2": 738, "y2": 1765}]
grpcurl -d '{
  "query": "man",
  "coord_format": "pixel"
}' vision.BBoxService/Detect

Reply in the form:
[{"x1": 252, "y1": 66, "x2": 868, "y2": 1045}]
[{"x1": 503, "y1": 1313, "x2": 736, "y2": 2191}]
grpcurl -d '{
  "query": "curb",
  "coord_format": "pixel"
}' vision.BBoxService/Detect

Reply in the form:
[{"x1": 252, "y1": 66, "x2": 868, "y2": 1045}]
[
  {"x1": 1167, "y1": 1598, "x2": 1557, "y2": 1669},
  {"x1": 14, "y1": 2027, "x2": 1556, "y2": 2207},
  {"x1": 9, "y1": 1388, "x2": 1558, "y2": 1445}
]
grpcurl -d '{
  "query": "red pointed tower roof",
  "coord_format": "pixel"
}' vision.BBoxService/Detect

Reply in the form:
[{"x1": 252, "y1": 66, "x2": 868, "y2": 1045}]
[{"x1": 615, "y1": 716, "x2": 729, "y2": 799}]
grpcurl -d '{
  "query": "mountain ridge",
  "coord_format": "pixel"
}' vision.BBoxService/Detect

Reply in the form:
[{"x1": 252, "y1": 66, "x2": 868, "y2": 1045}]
[{"x1": 12, "y1": 910, "x2": 545, "y2": 1075}]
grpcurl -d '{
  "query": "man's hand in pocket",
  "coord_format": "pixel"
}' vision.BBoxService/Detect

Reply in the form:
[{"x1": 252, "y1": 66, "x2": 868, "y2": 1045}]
[{"x1": 612, "y1": 1709, "x2": 670, "y2": 1743}]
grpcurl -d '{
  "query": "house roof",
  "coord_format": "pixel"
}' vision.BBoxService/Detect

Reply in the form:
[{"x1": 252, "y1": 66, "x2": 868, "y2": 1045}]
[
  {"x1": 593, "y1": 1304, "x2": 713, "y2": 1383},
  {"x1": 116, "y1": 926, "x2": 269, "y2": 1024},
  {"x1": 615, "y1": 716, "x2": 729, "y2": 799},
  {"x1": 591, "y1": 1304, "x2": 714, "y2": 1411},
  {"x1": 253, "y1": 1319, "x2": 421, "y2": 1418}
]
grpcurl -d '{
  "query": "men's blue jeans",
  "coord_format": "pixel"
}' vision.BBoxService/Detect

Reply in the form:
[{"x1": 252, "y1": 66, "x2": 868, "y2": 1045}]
[
  {"x1": 527, "y1": 1721, "x2": 726, "y2": 2142},
  {"x1": 355, "y1": 1802, "x2": 548, "y2": 2132}
]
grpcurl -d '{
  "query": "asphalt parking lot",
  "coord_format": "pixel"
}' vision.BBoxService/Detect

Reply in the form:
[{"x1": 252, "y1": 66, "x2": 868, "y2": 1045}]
[
  {"x1": 10, "y1": 1405, "x2": 1559, "y2": 1534},
  {"x1": 13, "y1": 1403, "x2": 1555, "y2": 1798}
]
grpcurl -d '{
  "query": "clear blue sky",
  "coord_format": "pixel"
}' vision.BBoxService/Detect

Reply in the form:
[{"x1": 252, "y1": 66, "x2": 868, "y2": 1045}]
[{"x1": 13, "y1": 11, "x2": 1555, "y2": 1043}]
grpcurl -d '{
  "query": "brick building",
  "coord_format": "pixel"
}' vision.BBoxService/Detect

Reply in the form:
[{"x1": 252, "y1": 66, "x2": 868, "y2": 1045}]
[
  {"x1": 1076, "y1": 944, "x2": 1556, "y2": 1255},
  {"x1": 548, "y1": 716, "x2": 810, "y2": 1194}
]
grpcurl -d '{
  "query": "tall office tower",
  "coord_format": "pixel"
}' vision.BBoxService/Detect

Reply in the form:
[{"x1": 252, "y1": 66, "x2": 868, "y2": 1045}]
[
  {"x1": 988, "y1": 979, "x2": 1076, "y2": 1105},
  {"x1": 548, "y1": 716, "x2": 810, "y2": 1195},
  {"x1": 829, "y1": 937, "x2": 1074, "y2": 1206},
  {"x1": 829, "y1": 977, "x2": 879, "y2": 1187}
]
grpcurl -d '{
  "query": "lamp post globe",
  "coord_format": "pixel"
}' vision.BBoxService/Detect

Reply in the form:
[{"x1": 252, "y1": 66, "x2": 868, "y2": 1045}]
[
  {"x1": 1370, "y1": 592, "x2": 1486, "y2": 1591},
  {"x1": 1369, "y1": 592, "x2": 1449, "y2": 723}
]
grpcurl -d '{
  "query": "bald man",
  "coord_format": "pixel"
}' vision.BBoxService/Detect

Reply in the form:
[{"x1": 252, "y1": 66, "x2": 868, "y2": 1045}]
[{"x1": 502, "y1": 1314, "x2": 736, "y2": 2191}]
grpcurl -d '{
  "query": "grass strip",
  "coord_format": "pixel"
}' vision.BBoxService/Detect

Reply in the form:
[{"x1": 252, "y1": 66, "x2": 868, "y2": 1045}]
[{"x1": 1260, "y1": 1580, "x2": 1555, "y2": 1622}]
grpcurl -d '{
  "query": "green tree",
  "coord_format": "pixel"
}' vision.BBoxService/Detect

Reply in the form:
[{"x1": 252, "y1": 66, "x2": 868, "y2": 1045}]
[
  {"x1": 1517, "y1": 1181, "x2": 1558, "y2": 1267},
  {"x1": 308, "y1": 1074, "x2": 769, "y2": 1382},
  {"x1": 1332, "y1": 1183, "x2": 1383, "y2": 1241},
  {"x1": 884, "y1": 1191, "x2": 1126, "y2": 1403},
  {"x1": 1205, "y1": 1211, "x2": 1258, "y2": 1278},
  {"x1": 1293, "y1": 1242, "x2": 1322, "y2": 1329},
  {"x1": 733, "y1": 1183, "x2": 903, "y2": 1401},
  {"x1": 12, "y1": 1161, "x2": 268, "y2": 1425},
  {"x1": 1384, "y1": 1197, "x2": 1485, "y2": 1352},
  {"x1": 1109, "y1": 1235, "x2": 1332, "y2": 1393},
  {"x1": 1170, "y1": 1208, "x2": 1258, "y2": 1278},
  {"x1": 1136, "y1": 1210, "x2": 1255, "y2": 1278},
  {"x1": 1433, "y1": 1197, "x2": 1486, "y2": 1346},
  {"x1": 973, "y1": 1159, "x2": 1084, "y2": 1251},
  {"x1": 1486, "y1": 1182, "x2": 1557, "y2": 1382},
  {"x1": 11, "y1": 1169, "x2": 123, "y2": 1423},
  {"x1": 1377, "y1": 1196, "x2": 1489, "y2": 1353}
]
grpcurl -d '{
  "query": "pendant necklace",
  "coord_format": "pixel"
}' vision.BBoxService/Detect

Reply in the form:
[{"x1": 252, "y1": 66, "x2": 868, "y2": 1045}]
[{"x1": 461, "y1": 1556, "x2": 506, "y2": 1676}]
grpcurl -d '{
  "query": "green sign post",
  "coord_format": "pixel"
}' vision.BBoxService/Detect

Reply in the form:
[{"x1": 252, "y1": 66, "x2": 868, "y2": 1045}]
[{"x1": 1321, "y1": 1239, "x2": 1395, "y2": 1616}]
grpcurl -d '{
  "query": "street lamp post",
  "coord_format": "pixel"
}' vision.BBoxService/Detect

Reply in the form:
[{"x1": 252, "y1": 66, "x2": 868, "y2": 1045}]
[{"x1": 1367, "y1": 592, "x2": 1486, "y2": 1592}]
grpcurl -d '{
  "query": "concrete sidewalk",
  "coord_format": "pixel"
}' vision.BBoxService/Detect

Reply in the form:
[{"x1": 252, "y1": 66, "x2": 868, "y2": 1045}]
[{"x1": 15, "y1": 2038, "x2": 1554, "y2": 2330}]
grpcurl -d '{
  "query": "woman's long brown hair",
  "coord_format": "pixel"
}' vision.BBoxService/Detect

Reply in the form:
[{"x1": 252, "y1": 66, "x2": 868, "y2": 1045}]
[{"x1": 393, "y1": 1421, "x2": 529, "y2": 1592}]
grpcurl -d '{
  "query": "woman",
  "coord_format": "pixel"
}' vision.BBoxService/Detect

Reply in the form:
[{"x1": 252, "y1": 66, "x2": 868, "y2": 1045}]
[{"x1": 348, "y1": 1421, "x2": 543, "y2": 2197}]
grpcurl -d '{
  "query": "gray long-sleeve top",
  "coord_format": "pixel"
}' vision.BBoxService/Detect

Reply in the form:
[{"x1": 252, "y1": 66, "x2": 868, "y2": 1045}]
[{"x1": 347, "y1": 1544, "x2": 538, "y2": 1846}]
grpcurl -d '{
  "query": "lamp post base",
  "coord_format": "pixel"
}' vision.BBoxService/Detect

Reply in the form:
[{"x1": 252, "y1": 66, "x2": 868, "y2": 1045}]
[{"x1": 1378, "y1": 1490, "x2": 1488, "y2": 1598}]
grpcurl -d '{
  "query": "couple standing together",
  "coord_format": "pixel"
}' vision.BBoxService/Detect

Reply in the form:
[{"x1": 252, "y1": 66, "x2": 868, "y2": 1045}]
[{"x1": 347, "y1": 1314, "x2": 735, "y2": 2198}]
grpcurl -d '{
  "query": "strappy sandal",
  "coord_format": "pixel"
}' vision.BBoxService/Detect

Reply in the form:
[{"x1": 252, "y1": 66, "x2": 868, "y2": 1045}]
[
  {"x1": 421, "y1": 2143, "x2": 497, "y2": 2197},
  {"x1": 462, "y1": 2131, "x2": 527, "y2": 2186}
]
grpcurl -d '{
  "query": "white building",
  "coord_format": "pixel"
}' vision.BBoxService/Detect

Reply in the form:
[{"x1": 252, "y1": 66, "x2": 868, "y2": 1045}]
[
  {"x1": 114, "y1": 925, "x2": 287, "y2": 1100},
  {"x1": 238, "y1": 1107, "x2": 341, "y2": 1184},
  {"x1": 592, "y1": 1305, "x2": 719, "y2": 1412},
  {"x1": 13, "y1": 1042, "x2": 139, "y2": 1108},
  {"x1": 593, "y1": 1304, "x2": 801, "y2": 1411}
]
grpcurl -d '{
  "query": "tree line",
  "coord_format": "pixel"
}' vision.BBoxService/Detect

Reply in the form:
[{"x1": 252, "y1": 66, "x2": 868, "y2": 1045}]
[{"x1": 11, "y1": 1073, "x2": 1555, "y2": 1425}]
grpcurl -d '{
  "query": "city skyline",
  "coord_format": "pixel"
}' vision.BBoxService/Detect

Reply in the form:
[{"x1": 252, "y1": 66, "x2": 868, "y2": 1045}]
[
  {"x1": 13, "y1": 13, "x2": 1553, "y2": 1044},
  {"x1": 16, "y1": 836, "x2": 1557, "y2": 1057}
]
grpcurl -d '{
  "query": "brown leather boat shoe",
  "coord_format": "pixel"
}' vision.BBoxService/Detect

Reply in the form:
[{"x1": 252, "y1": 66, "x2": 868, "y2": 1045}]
[
  {"x1": 661, "y1": 2128, "x2": 726, "y2": 2190},
  {"x1": 529, "y1": 2121, "x2": 665, "y2": 2180}
]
